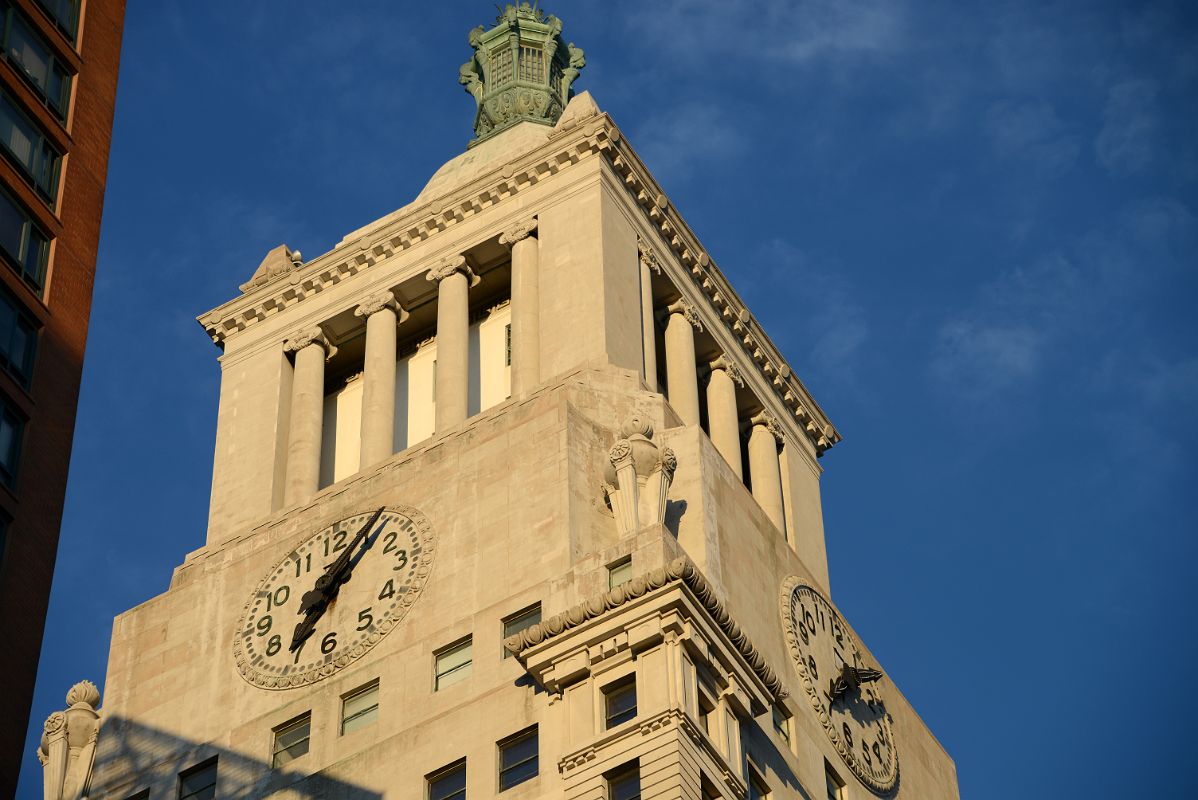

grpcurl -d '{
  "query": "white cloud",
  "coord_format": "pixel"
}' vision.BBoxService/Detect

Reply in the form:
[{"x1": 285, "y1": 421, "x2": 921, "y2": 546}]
[{"x1": 1095, "y1": 79, "x2": 1159, "y2": 175}]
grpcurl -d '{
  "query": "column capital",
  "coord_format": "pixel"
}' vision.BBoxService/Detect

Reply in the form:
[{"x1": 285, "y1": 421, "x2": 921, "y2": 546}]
[
  {"x1": 666, "y1": 298, "x2": 704, "y2": 332},
  {"x1": 499, "y1": 217, "x2": 538, "y2": 246},
  {"x1": 354, "y1": 289, "x2": 409, "y2": 323},
  {"x1": 426, "y1": 254, "x2": 480, "y2": 286},
  {"x1": 638, "y1": 236, "x2": 663, "y2": 274},
  {"x1": 710, "y1": 354, "x2": 745, "y2": 386},
  {"x1": 750, "y1": 410, "x2": 784, "y2": 442},
  {"x1": 284, "y1": 327, "x2": 336, "y2": 359}
]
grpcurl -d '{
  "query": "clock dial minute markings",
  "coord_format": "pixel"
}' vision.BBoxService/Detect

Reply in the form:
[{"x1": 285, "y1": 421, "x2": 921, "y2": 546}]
[{"x1": 288, "y1": 506, "x2": 386, "y2": 655}]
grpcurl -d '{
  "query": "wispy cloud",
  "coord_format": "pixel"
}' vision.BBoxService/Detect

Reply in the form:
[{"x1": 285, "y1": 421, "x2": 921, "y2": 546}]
[
  {"x1": 985, "y1": 99, "x2": 1079, "y2": 174},
  {"x1": 628, "y1": 0, "x2": 907, "y2": 65},
  {"x1": 632, "y1": 102, "x2": 746, "y2": 183},
  {"x1": 1095, "y1": 79, "x2": 1159, "y2": 175},
  {"x1": 752, "y1": 238, "x2": 870, "y2": 391}
]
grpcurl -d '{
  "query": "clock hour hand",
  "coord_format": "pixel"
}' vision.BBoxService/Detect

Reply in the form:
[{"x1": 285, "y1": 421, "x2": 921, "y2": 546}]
[
  {"x1": 288, "y1": 507, "x2": 386, "y2": 654},
  {"x1": 829, "y1": 664, "x2": 884, "y2": 704}
]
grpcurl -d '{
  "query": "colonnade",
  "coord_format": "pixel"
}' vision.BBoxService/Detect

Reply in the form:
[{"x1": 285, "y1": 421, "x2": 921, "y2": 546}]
[
  {"x1": 655, "y1": 295, "x2": 794, "y2": 539},
  {"x1": 280, "y1": 219, "x2": 539, "y2": 506}
]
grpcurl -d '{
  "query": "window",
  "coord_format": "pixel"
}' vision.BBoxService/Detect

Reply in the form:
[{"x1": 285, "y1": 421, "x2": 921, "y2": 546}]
[
  {"x1": 825, "y1": 760, "x2": 846, "y2": 800},
  {"x1": 123, "y1": 791, "x2": 149, "y2": 800},
  {"x1": 434, "y1": 636, "x2": 472, "y2": 690},
  {"x1": 341, "y1": 680, "x2": 379, "y2": 734},
  {"x1": 771, "y1": 704, "x2": 792, "y2": 745},
  {"x1": 271, "y1": 713, "x2": 311, "y2": 768},
  {"x1": 177, "y1": 758, "x2": 217, "y2": 800},
  {"x1": 603, "y1": 676, "x2": 637, "y2": 729},
  {"x1": 0, "y1": 2, "x2": 72, "y2": 120},
  {"x1": 497, "y1": 726, "x2": 538, "y2": 791},
  {"x1": 428, "y1": 759, "x2": 467, "y2": 800},
  {"x1": 0, "y1": 185, "x2": 49, "y2": 293},
  {"x1": 489, "y1": 48, "x2": 513, "y2": 88},
  {"x1": 501, "y1": 603, "x2": 540, "y2": 658},
  {"x1": 748, "y1": 767, "x2": 770, "y2": 800},
  {"x1": 0, "y1": 90, "x2": 62, "y2": 203},
  {"x1": 0, "y1": 287, "x2": 36, "y2": 386},
  {"x1": 504, "y1": 323, "x2": 511, "y2": 366},
  {"x1": 700, "y1": 775, "x2": 721, "y2": 800},
  {"x1": 518, "y1": 45, "x2": 543, "y2": 82},
  {"x1": 607, "y1": 762, "x2": 640, "y2": 800},
  {"x1": 0, "y1": 398, "x2": 23, "y2": 487},
  {"x1": 607, "y1": 556, "x2": 632, "y2": 589},
  {"x1": 32, "y1": 0, "x2": 79, "y2": 42}
]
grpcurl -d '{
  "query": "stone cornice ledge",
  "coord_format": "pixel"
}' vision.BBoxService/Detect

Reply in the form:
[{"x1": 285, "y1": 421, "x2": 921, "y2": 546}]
[
  {"x1": 504, "y1": 556, "x2": 787, "y2": 701},
  {"x1": 195, "y1": 119, "x2": 614, "y2": 348}
]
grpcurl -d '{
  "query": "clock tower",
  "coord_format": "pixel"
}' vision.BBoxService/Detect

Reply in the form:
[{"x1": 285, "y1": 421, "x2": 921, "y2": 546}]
[{"x1": 40, "y1": 5, "x2": 960, "y2": 800}]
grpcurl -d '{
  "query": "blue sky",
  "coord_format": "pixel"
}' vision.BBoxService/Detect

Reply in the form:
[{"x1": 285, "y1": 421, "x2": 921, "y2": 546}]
[{"x1": 17, "y1": 1, "x2": 1197, "y2": 797}]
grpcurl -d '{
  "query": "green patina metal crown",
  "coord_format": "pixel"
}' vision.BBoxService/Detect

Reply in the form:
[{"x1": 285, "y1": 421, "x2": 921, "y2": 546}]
[{"x1": 459, "y1": 2, "x2": 585, "y2": 146}]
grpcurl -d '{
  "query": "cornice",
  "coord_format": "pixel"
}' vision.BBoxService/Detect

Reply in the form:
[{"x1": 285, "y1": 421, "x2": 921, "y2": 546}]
[
  {"x1": 195, "y1": 110, "x2": 838, "y2": 453},
  {"x1": 504, "y1": 556, "x2": 788, "y2": 702},
  {"x1": 195, "y1": 120, "x2": 613, "y2": 348}
]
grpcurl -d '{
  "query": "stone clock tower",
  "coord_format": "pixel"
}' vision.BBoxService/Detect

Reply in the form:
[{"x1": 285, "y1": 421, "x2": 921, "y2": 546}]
[{"x1": 39, "y1": 5, "x2": 959, "y2": 800}]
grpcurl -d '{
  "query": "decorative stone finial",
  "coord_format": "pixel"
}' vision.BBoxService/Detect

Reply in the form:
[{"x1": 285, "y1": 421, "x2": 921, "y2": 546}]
[
  {"x1": 66, "y1": 680, "x2": 100, "y2": 709},
  {"x1": 460, "y1": 3, "x2": 584, "y2": 146},
  {"x1": 603, "y1": 414, "x2": 676, "y2": 536},
  {"x1": 39, "y1": 681, "x2": 101, "y2": 800}
]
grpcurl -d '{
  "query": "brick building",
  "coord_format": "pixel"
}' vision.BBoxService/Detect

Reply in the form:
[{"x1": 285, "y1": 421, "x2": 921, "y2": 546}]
[{"x1": 0, "y1": 0, "x2": 124, "y2": 795}]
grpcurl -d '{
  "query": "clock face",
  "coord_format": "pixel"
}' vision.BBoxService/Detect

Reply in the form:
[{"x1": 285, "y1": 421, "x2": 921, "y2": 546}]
[
  {"x1": 780, "y1": 578, "x2": 898, "y2": 794},
  {"x1": 234, "y1": 506, "x2": 435, "y2": 690}
]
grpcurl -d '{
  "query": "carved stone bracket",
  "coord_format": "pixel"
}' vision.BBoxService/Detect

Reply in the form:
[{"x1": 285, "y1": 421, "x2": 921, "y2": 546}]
[
  {"x1": 602, "y1": 414, "x2": 676, "y2": 536},
  {"x1": 39, "y1": 681, "x2": 101, "y2": 800},
  {"x1": 353, "y1": 289, "x2": 409, "y2": 324},
  {"x1": 637, "y1": 236, "x2": 662, "y2": 275},
  {"x1": 426, "y1": 254, "x2": 480, "y2": 287},
  {"x1": 499, "y1": 217, "x2": 538, "y2": 246},
  {"x1": 666, "y1": 298, "x2": 703, "y2": 332},
  {"x1": 283, "y1": 327, "x2": 336, "y2": 360},
  {"x1": 710, "y1": 354, "x2": 744, "y2": 387}
]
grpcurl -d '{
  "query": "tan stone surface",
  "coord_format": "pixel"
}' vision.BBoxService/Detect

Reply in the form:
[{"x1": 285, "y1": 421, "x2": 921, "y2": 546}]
[{"x1": 96, "y1": 88, "x2": 956, "y2": 800}]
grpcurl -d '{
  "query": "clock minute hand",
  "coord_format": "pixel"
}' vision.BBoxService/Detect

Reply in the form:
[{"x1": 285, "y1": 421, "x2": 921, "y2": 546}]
[
  {"x1": 829, "y1": 664, "x2": 884, "y2": 703},
  {"x1": 288, "y1": 507, "x2": 386, "y2": 654},
  {"x1": 322, "y1": 506, "x2": 386, "y2": 592}
]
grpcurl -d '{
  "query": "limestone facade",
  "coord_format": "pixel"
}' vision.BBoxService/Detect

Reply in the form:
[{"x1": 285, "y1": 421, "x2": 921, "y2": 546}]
[{"x1": 75, "y1": 50, "x2": 958, "y2": 800}]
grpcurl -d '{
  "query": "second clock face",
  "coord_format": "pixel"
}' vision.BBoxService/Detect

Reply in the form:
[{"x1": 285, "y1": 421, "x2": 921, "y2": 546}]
[
  {"x1": 781, "y1": 578, "x2": 898, "y2": 794},
  {"x1": 234, "y1": 507, "x2": 435, "y2": 690}
]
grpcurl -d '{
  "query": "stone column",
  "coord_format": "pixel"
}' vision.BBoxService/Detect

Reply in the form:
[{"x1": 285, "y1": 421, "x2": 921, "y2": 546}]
[
  {"x1": 706, "y1": 355, "x2": 744, "y2": 479},
  {"x1": 748, "y1": 410, "x2": 786, "y2": 533},
  {"x1": 355, "y1": 290, "x2": 408, "y2": 470},
  {"x1": 500, "y1": 218, "x2": 539, "y2": 396},
  {"x1": 663, "y1": 298, "x2": 702, "y2": 426},
  {"x1": 427, "y1": 255, "x2": 478, "y2": 431},
  {"x1": 283, "y1": 327, "x2": 335, "y2": 506},
  {"x1": 638, "y1": 238, "x2": 662, "y2": 391}
]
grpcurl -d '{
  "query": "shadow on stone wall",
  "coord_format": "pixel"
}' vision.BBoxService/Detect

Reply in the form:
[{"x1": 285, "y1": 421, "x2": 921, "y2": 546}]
[{"x1": 91, "y1": 716, "x2": 382, "y2": 800}]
